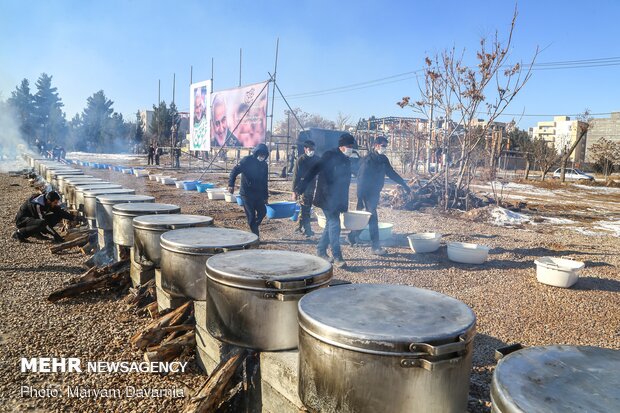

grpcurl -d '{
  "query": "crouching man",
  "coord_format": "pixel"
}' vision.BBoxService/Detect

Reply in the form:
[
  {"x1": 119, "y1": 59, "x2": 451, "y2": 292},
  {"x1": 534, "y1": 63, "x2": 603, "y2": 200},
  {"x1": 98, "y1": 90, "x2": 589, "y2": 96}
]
[{"x1": 12, "y1": 191, "x2": 82, "y2": 243}]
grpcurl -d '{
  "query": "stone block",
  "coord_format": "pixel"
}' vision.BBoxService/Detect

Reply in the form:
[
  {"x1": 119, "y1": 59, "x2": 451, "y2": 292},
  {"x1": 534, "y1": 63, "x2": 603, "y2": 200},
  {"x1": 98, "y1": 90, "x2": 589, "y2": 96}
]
[
  {"x1": 260, "y1": 350, "x2": 303, "y2": 410},
  {"x1": 156, "y1": 286, "x2": 188, "y2": 312},
  {"x1": 130, "y1": 261, "x2": 155, "y2": 287},
  {"x1": 261, "y1": 380, "x2": 304, "y2": 413},
  {"x1": 194, "y1": 300, "x2": 207, "y2": 331}
]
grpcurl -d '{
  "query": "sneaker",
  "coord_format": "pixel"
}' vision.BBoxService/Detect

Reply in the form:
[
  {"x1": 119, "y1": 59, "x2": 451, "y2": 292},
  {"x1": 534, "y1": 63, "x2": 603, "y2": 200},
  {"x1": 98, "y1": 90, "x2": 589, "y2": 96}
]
[
  {"x1": 372, "y1": 247, "x2": 388, "y2": 256},
  {"x1": 333, "y1": 258, "x2": 348, "y2": 268},
  {"x1": 11, "y1": 230, "x2": 28, "y2": 243},
  {"x1": 304, "y1": 229, "x2": 315, "y2": 237},
  {"x1": 318, "y1": 253, "x2": 334, "y2": 263}
]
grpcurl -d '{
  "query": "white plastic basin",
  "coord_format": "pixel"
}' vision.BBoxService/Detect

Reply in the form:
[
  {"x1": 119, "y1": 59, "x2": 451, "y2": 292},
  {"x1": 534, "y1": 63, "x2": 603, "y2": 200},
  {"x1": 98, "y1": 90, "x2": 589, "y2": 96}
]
[
  {"x1": 224, "y1": 192, "x2": 238, "y2": 203},
  {"x1": 340, "y1": 211, "x2": 372, "y2": 231},
  {"x1": 534, "y1": 257, "x2": 584, "y2": 288},
  {"x1": 359, "y1": 223, "x2": 394, "y2": 241},
  {"x1": 161, "y1": 177, "x2": 176, "y2": 185},
  {"x1": 316, "y1": 210, "x2": 327, "y2": 228},
  {"x1": 447, "y1": 242, "x2": 489, "y2": 264},
  {"x1": 149, "y1": 174, "x2": 161, "y2": 181},
  {"x1": 175, "y1": 180, "x2": 185, "y2": 189},
  {"x1": 156, "y1": 175, "x2": 169, "y2": 183},
  {"x1": 207, "y1": 189, "x2": 226, "y2": 200},
  {"x1": 408, "y1": 233, "x2": 442, "y2": 253},
  {"x1": 135, "y1": 169, "x2": 149, "y2": 177}
]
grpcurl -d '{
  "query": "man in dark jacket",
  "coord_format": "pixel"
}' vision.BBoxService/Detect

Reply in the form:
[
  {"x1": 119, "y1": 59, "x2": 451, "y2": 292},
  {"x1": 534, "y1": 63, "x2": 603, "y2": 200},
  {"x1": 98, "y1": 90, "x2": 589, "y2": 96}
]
[
  {"x1": 228, "y1": 143, "x2": 269, "y2": 237},
  {"x1": 350, "y1": 136, "x2": 411, "y2": 255},
  {"x1": 12, "y1": 191, "x2": 81, "y2": 243},
  {"x1": 147, "y1": 144, "x2": 155, "y2": 165},
  {"x1": 292, "y1": 140, "x2": 319, "y2": 237},
  {"x1": 295, "y1": 133, "x2": 356, "y2": 268}
]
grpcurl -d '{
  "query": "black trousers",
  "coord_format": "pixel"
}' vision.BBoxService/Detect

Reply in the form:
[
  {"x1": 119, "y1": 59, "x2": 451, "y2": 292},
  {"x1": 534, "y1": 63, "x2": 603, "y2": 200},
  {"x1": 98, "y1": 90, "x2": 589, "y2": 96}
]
[
  {"x1": 351, "y1": 192, "x2": 380, "y2": 249},
  {"x1": 299, "y1": 192, "x2": 314, "y2": 231},
  {"x1": 241, "y1": 196, "x2": 266, "y2": 236},
  {"x1": 16, "y1": 216, "x2": 61, "y2": 238},
  {"x1": 147, "y1": 154, "x2": 153, "y2": 165}
]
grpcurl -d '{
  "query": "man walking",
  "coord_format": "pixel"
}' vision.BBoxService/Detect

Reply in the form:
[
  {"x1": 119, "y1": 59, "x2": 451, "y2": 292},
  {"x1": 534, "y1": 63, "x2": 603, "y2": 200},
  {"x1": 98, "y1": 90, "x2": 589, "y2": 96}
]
[
  {"x1": 228, "y1": 143, "x2": 269, "y2": 237},
  {"x1": 296, "y1": 133, "x2": 356, "y2": 268},
  {"x1": 350, "y1": 136, "x2": 411, "y2": 255},
  {"x1": 12, "y1": 191, "x2": 82, "y2": 243},
  {"x1": 292, "y1": 140, "x2": 319, "y2": 237}
]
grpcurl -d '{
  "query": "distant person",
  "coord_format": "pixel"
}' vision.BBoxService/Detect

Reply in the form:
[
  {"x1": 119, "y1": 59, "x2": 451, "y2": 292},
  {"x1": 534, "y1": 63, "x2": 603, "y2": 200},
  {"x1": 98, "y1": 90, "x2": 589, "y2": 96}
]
[
  {"x1": 228, "y1": 143, "x2": 269, "y2": 237},
  {"x1": 288, "y1": 148, "x2": 297, "y2": 174},
  {"x1": 211, "y1": 95, "x2": 240, "y2": 147},
  {"x1": 174, "y1": 143, "x2": 181, "y2": 168},
  {"x1": 147, "y1": 144, "x2": 155, "y2": 165},
  {"x1": 155, "y1": 144, "x2": 162, "y2": 166},
  {"x1": 292, "y1": 140, "x2": 319, "y2": 237},
  {"x1": 349, "y1": 136, "x2": 411, "y2": 255},
  {"x1": 295, "y1": 133, "x2": 356, "y2": 268},
  {"x1": 12, "y1": 191, "x2": 83, "y2": 243}
]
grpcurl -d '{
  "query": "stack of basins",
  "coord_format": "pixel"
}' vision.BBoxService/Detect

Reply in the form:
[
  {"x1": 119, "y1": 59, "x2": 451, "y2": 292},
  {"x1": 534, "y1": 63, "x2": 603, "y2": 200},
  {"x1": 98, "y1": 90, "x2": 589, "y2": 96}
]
[
  {"x1": 131, "y1": 214, "x2": 214, "y2": 288},
  {"x1": 111, "y1": 202, "x2": 181, "y2": 265}
]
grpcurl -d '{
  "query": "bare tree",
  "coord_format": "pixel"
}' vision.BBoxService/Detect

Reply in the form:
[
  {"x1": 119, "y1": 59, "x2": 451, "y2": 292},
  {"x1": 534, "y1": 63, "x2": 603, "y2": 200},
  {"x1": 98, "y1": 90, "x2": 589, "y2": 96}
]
[
  {"x1": 398, "y1": 6, "x2": 538, "y2": 209},
  {"x1": 532, "y1": 137, "x2": 559, "y2": 180},
  {"x1": 559, "y1": 109, "x2": 592, "y2": 182},
  {"x1": 335, "y1": 111, "x2": 351, "y2": 131},
  {"x1": 589, "y1": 138, "x2": 620, "y2": 180}
]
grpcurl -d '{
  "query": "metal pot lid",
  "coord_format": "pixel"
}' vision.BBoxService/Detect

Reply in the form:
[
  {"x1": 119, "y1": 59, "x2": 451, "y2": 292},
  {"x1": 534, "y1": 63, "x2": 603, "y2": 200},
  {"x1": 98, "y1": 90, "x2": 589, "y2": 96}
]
[
  {"x1": 65, "y1": 178, "x2": 104, "y2": 185},
  {"x1": 133, "y1": 214, "x2": 214, "y2": 231},
  {"x1": 160, "y1": 227, "x2": 258, "y2": 255},
  {"x1": 206, "y1": 250, "x2": 333, "y2": 291},
  {"x1": 112, "y1": 202, "x2": 181, "y2": 217},
  {"x1": 492, "y1": 345, "x2": 620, "y2": 413},
  {"x1": 83, "y1": 188, "x2": 135, "y2": 198},
  {"x1": 96, "y1": 194, "x2": 154, "y2": 205},
  {"x1": 298, "y1": 284, "x2": 476, "y2": 355},
  {"x1": 60, "y1": 174, "x2": 93, "y2": 180},
  {"x1": 51, "y1": 170, "x2": 83, "y2": 176},
  {"x1": 76, "y1": 184, "x2": 123, "y2": 192}
]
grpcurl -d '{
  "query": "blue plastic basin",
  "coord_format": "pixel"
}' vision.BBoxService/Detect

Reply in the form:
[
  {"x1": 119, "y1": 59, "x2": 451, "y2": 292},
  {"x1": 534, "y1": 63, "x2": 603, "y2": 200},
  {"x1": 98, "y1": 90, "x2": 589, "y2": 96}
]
[{"x1": 266, "y1": 201, "x2": 298, "y2": 219}]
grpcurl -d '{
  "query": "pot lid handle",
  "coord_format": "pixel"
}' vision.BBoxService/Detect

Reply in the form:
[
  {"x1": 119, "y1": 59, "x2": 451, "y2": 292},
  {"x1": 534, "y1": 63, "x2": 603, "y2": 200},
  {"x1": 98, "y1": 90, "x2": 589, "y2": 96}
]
[{"x1": 269, "y1": 279, "x2": 313, "y2": 290}]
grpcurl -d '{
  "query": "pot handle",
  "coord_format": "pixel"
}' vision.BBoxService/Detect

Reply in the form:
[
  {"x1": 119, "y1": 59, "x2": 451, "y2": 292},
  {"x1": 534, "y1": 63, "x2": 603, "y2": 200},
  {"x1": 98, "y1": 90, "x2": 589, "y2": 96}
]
[
  {"x1": 409, "y1": 335, "x2": 469, "y2": 356},
  {"x1": 400, "y1": 356, "x2": 463, "y2": 371},
  {"x1": 263, "y1": 292, "x2": 307, "y2": 301},
  {"x1": 270, "y1": 279, "x2": 313, "y2": 289}
]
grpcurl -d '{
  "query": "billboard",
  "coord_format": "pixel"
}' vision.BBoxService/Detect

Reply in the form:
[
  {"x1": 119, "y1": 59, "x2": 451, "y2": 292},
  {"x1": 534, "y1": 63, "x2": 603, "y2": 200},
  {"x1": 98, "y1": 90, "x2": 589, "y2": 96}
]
[
  {"x1": 189, "y1": 80, "x2": 212, "y2": 151},
  {"x1": 210, "y1": 81, "x2": 269, "y2": 148}
]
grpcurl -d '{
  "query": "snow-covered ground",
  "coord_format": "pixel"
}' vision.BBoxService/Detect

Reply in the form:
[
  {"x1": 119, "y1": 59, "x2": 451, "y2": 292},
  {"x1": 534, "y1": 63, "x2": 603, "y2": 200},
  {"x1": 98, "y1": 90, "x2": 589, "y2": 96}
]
[{"x1": 67, "y1": 152, "x2": 144, "y2": 161}]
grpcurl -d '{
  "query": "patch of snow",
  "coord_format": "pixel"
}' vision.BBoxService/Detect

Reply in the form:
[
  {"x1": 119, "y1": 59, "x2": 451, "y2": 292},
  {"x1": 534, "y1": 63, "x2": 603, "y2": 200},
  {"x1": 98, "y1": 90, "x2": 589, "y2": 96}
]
[
  {"x1": 541, "y1": 217, "x2": 576, "y2": 225},
  {"x1": 573, "y1": 184, "x2": 620, "y2": 193},
  {"x1": 594, "y1": 220, "x2": 620, "y2": 237},
  {"x1": 67, "y1": 152, "x2": 144, "y2": 161},
  {"x1": 490, "y1": 207, "x2": 530, "y2": 226},
  {"x1": 572, "y1": 227, "x2": 607, "y2": 237}
]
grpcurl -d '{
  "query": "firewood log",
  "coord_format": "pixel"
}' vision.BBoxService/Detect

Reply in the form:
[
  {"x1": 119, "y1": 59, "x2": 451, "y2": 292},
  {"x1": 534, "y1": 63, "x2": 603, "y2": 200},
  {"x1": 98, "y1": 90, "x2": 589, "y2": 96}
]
[
  {"x1": 143, "y1": 331, "x2": 195, "y2": 363},
  {"x1": 130, "y1": 301, "x2": 192, "y2": 349},
  {"x1": 47, "y1": 262, "x2": 130, "y2": 302},
  {"x1": 49, "y1": 234, "x2": 89, "y2": 254}
]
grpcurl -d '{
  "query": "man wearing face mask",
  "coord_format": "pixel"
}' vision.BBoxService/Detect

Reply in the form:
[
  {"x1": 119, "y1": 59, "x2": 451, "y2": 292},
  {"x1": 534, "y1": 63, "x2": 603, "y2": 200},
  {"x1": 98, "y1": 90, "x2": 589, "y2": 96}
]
[
  {"x1": 350, "y1": 136, "x2": 411, "y2": 255},
  {"x1": 292, "y1": 140, "x2": 319, "y2": 237},
  {"x1": 228, "y1": 143, "x2": 269, "y2": 237},
  {"x1": 295, "y1": 133, "x2": 356, "y2": 268}
]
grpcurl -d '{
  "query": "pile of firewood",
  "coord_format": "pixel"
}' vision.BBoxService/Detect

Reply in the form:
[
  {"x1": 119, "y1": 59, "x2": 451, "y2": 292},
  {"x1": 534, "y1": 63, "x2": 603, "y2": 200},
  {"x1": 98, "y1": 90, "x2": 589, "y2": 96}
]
[
  {"x1": 130, "y1": 301, "x2": 195, "y2": 363},
  {"x1": 49, "y1": 228, "x2": 97, "y2": 254},
  {"x1": 47, "y1": 260, "x2": 130, "y2": 302},
  {"x1": 124, "y1": 279, "x2": 158, "y2": 316}
]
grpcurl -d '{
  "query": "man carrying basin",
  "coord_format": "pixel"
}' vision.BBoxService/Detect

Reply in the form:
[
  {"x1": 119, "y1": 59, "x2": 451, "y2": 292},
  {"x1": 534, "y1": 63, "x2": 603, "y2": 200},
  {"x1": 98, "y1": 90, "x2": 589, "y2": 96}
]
[
  {"x1": 349, "y1": 136, "x2": 411, "y2": 255},
  {"x1": 228, "y1": 143, "x2": 269, "y2": 237},
  {"x1": 292, "y1": 140, "x2": 319, "y2": 237},
  {"x1": 295, "y1": 133, "x2": 356, "y2": 268}
]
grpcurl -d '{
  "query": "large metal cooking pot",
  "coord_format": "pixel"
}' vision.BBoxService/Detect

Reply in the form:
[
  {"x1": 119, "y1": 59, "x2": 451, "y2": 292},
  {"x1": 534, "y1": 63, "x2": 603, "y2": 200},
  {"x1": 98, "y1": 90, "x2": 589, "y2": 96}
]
[
  {"x1": 50, "y1": 170, "x2": 84, "y2": 189},
  {"x1": 58, "y1": 174, "x2": 93, "y2": 194},
  {"x1": 63, "y1": 177, "x2": 104, "y2": 200},
  {"x1": 75, "y1": 184, "x2": 123, "y2": 210},
  {"x1": 491, "y1": 345, "x2": 620, "y2": 413},
  {"x1": 83, "y1": 188, "x2": 135, "y2": 220},
  {"x1": 206, "y1": 250, "x2": 332, "y2": 351},
  {"x1": 159, "y1": 227, "x2": 258, "y2": 300},
  {"x1": 95, "y1": 194, "x2": 154, "y2": 230},
  {"x1": 38, "y1": 162, "x2": 61, "y2": 176},
  {"x1": 29, "y1": 157, "x2": 45, "y2": 168},
  {"x1": 46, "y1": 167, "x2": 81, "y2": 183},
  {"x1": 112, "y1": 203, "x2": 181, "y2": 247},
  {"x1": 67, "y1": 180, "x2": 112, "y2": 208},
  {"x1": 133, "y1": 214, "x2": 214, "y2": 267},
  {"x1": 298, "y1": 284, "x2": 476, "y2": 413}
]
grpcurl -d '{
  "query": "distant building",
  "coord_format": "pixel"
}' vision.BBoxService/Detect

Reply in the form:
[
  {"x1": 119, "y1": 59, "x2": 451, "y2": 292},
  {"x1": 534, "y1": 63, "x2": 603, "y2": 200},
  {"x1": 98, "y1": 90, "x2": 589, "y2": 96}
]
[
  {"x1": 586, "y1": 111, "x2": 620, "y2": 162},
  {"x1": 532, "y1": 116, "x2": 587, "y2": 163}
]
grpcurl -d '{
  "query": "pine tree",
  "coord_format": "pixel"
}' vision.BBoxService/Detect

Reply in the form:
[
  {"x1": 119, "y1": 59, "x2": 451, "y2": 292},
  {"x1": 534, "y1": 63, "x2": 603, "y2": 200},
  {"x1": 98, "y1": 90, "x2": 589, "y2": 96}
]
[
  {"x1": 81, "y1": 90, "x2": 114, "y2": 151},
  {"x1": 33, "y1": 73, "x2": 67, "y2": 145}
]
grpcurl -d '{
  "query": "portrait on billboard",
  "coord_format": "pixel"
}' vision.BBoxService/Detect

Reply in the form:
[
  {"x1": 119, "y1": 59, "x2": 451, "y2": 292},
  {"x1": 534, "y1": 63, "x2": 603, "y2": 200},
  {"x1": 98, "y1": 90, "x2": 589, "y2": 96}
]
[
  {"x1": 189, "y1": 80, "x2": 211, "y2": 151},
  {"x1": 210, "y1": 81, "x2": 269, "y2": 148}
]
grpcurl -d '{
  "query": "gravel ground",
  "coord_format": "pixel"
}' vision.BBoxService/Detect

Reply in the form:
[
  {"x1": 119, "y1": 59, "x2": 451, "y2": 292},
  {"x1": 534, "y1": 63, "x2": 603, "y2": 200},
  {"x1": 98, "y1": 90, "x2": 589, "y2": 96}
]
[{"x1": 1, "y1": 160, "x2": 619, "y2": 412}]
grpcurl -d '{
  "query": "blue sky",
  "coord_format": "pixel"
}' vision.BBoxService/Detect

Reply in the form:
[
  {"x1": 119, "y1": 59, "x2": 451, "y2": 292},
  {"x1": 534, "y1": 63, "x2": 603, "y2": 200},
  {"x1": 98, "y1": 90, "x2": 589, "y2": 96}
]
[{"x1": 1, "y1": 0, "x2": 619, "y2": 129}]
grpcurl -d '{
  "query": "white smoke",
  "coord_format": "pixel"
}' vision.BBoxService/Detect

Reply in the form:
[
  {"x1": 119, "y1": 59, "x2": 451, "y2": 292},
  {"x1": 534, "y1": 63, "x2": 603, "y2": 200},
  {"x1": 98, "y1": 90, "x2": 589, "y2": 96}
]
[{"x1": 0, "y1": 100, "x2": 30, "y2": 172}]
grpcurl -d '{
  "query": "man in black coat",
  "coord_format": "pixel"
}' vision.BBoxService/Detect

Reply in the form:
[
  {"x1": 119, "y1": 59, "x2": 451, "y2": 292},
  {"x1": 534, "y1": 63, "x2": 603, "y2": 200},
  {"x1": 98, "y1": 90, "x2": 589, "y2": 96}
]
[
  {"x1": 295, "y1": 133, "x2": 356, "y2": 268},
  {"x1": 12, "y1": 191, "x2": 82, "y2": 243},
  {"x1": 228, "y1": 143, "x2": 269, "y2": 237},
  {"x1": 292, "y1": 140, "x2": 319, "y2": 237},
  {"x1": 147, "y1": 144, "x2": 155, "y2": 165},
  {"x1": 350, "y1": 136, "x2": 411, "y2": 255}
]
